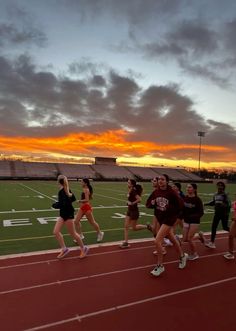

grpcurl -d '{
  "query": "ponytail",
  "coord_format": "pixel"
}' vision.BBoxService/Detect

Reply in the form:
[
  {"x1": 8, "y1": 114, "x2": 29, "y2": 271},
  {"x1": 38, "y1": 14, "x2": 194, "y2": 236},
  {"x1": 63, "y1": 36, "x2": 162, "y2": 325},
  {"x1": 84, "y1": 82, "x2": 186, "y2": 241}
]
[
  {"x1": 82, "y1": 178, "x2": 93, "y2": 199},
  {"x1": 135, "y1": 184, "x2": 143, "y2": 196},
  {"x1": 58, "y1": 175, "x2": 72, "y2": 197}
]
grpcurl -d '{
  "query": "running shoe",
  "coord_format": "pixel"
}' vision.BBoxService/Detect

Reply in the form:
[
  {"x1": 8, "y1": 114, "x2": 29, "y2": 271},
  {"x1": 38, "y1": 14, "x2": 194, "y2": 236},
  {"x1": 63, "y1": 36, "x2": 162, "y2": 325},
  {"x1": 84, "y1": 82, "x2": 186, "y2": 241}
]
[
  {"x1": 223, "y1": 252, "x2": 235, "y2": 260},
  {"x1": 119, "y1": 241, "x2": 130, "y2": 249},
  {"x1": 73, "y1": 234, "x2": 85, "y2": 244},
  {"x1": 205, "y1": 241, "x2": 216, "y2": 249},
  {"x1": 57, "y1": 248, "x2": 70, "y2": 259},
  {"x1": 179, "y1": 253, "x2": 188, "y2": 269},
  {"x1": 97, "y1": 231, "x2": 104, "y2": 242},
  {"x1": 163, "y1": 238, "x2": 173, "y2": 247},
  {"x1": 79, "y1": 246, "x2": 89, "y2": 258},
  {"x1": 150, "y1": 265, "x2": 165, "y2": 277},
  {"x1": 187, "y1": 253, "x2": 199, "y2": 261}
]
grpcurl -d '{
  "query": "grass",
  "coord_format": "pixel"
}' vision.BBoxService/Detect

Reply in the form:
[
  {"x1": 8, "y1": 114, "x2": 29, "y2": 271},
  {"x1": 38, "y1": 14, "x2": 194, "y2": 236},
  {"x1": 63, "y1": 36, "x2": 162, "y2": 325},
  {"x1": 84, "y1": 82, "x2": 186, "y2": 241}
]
[{"x1": 0, "y1": 180, "x2": 235, "y2": 256}]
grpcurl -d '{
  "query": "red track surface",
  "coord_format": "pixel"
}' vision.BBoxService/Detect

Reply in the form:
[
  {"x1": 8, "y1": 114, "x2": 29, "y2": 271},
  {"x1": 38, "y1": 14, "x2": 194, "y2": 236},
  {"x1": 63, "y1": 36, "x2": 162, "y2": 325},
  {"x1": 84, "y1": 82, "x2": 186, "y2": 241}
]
[{"x1": 0, "y1": 234, "x2": 236, "y2": 331}]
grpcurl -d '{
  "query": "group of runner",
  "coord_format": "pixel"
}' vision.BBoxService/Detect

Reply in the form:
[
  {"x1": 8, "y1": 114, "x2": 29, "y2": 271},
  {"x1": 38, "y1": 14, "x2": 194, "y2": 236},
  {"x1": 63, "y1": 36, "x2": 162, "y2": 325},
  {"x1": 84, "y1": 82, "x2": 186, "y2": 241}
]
[{"x1": 52, "y1": 174, "x2": 236, "y2": 277}]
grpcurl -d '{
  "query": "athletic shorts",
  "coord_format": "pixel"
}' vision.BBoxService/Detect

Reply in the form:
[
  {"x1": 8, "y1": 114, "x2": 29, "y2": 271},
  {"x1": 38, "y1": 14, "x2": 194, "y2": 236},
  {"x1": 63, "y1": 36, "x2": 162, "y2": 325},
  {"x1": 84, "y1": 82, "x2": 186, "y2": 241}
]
[
  {"x1": 126, "y1": 209, "x2": 139, "y2": 220},
  {"x1": 80, "y1": 203, "x2": 92, "y2": 213},
  {"x1": 183, "y1": 220, "x2": 200, "y2": 227},
  {"x1": 158, "y1": 217, "x2": 177, "y2": 227},
  {"x1": 60, "y1": 213, "x2": 74, "y2": 221}
]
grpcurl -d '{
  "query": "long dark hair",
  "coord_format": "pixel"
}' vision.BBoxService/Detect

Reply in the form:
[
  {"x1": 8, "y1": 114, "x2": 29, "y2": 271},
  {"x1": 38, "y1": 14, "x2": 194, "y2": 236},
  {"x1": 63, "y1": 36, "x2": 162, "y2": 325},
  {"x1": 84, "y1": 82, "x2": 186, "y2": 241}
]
[
  {"x1": 129, "y1": 179, "x2": 143, "y2": 196},
  {"x1": 83, "y1": 178, "x2": 93, "y2": 198},
  {"x1": 190, "y1": 183, "x2": 198, "y2": 196}
]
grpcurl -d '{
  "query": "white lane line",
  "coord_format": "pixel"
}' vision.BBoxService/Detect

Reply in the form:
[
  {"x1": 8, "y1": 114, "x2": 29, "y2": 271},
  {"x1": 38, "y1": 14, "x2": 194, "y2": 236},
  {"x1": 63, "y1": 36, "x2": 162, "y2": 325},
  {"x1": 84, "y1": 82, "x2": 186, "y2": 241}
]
[
  {"x1": 18, "y1": 183, "x2": 56, "y2": 201},
  {"x1": 24, "y1": 275, "x2": 236, "y2": 331},
  {"x1": 94, "y1": 193, "x2": 127, "y2": 202},
  {"x1": 0, "y1": 249, "x2": 233, "y2": 296},
  {"x1": 0, "y1": 244, "x2": 155, "y2": 270}
]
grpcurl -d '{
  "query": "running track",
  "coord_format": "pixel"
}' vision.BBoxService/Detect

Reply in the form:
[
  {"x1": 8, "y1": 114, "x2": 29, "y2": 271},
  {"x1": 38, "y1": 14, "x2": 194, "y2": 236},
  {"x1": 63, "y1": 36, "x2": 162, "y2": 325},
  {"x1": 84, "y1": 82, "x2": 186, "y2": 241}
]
[{"x1": 0, "y1": 234, "x2": 235, "y2": 331}]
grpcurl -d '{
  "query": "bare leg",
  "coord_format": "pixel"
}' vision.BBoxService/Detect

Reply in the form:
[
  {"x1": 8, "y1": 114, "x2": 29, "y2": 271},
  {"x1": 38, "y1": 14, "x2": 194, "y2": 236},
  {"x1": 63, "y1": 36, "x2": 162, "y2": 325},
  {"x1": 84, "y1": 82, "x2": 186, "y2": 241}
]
[
  {"x1": 155, "y1": 224, "x2": 171, "y2": 266},
  {"x1": 124, "y1": 216, "x2": 130, "y2": 242},
  {"x1": 86, "y1": 211, "x2": 102, "y2": 234},
  {"x1": 74, "y1": 209, "x2": 84, "y2": 235},
  {"x1": 53, "y1": 218, "x2": 66, "y2": 249},
  {"x1": 228, "y1": 221, "x2": 236, "y2": 253},
  {"x1": 65, "y1": 220, "x2": 85, "y2": 250}
]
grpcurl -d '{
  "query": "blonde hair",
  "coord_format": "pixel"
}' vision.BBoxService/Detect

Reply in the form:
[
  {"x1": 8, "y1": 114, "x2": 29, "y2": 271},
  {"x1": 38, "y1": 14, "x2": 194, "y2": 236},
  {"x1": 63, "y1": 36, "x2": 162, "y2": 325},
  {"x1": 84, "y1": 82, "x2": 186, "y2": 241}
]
[{"x1": 57, "y1": 175, "x2": 72, "y2": 197}]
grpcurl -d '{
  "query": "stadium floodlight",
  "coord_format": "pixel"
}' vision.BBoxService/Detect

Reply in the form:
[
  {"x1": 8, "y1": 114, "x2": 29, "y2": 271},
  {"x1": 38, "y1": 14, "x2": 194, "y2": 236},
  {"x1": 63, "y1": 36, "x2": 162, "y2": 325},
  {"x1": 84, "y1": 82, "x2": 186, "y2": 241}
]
[{"x1": 197, "y1": 131, "x2": 205, "y2": 175}]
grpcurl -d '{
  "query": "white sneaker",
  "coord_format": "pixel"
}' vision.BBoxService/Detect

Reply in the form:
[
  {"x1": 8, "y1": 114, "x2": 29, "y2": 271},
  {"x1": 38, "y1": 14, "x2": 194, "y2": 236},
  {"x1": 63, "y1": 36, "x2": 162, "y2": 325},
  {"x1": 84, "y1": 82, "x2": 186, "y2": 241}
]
[
  {"x1": 57, "y1": 248, "x2": 70, "y2": 259},
  {"x1": 205, "y1": 241, "x2": 216, "y2": 249},
  {"x1": 79, "y1": 246, "x2": 89, "y2": 259},
  {"x1": 179, "y1": 253, "x2": 188, "y2": 269},
  {"x1": 97, "y1": 231, "x2": 104, "y2": 242},
  {"x1": 188, "y1": 253, "x2": 199, "y2": 261},
  {"x1": 150, "y1": 265, "x2": 165, "y2": 277},
  {"x1": 73, "y1": 234, "x2": 85, "y2": 244},
  {"x1": 163, "y1": 238, "x2": 173, "y2": 247},
  {"x1": 223, "y1": 252, "x2": 235, "y2": 260}
]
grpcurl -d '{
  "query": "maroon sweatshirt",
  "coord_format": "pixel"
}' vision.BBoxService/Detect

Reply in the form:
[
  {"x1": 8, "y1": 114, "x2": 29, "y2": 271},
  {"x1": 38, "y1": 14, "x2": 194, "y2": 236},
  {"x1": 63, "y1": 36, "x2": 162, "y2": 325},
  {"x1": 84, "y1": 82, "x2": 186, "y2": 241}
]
[{"x1": 146, "y1": 185, "x2": 182, "y2": 225}]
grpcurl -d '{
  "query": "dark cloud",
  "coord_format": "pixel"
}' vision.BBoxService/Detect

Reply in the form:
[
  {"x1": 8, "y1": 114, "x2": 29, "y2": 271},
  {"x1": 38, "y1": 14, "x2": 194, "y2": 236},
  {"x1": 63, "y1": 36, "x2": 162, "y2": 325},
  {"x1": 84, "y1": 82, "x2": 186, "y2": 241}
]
[
  {"x1": 0, "y1": 53, "x2": 235, "y2": 164},
  {"x1": 0, "y1": 1, "x2": 47, "y2": 50},
  {"x1": 179, "y1": 61, "x2": 231, "y2": 89},
  {"x1": 0, "y1": 22, "x2": 46, "y2": 48}
]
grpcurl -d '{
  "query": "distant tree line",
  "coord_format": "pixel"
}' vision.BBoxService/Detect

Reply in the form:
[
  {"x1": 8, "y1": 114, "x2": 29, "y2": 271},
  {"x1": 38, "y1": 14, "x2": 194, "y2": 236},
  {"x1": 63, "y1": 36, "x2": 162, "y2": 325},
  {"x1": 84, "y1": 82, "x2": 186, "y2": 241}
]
[{"x1": 192, "y1": 169, "x2": 236, "y2": 182}]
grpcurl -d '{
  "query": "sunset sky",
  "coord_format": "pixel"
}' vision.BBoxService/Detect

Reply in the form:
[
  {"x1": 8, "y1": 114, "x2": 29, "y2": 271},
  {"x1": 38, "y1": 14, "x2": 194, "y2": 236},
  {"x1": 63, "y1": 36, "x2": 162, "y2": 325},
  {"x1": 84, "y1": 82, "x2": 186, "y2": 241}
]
[{"x1": 0, "y1": 0, "x2": 236, "y2": 170}]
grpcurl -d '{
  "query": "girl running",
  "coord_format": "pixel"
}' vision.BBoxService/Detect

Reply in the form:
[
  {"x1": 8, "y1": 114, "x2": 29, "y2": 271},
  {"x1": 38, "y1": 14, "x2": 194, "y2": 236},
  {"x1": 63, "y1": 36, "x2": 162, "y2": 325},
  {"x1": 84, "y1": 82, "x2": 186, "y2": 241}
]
[
  {"x1": 146, "y1": 177, "x2": 168, "y2": 255},
  {"x1": 148, "y1": 174, "x2": 188, "y2": 277},
  {"x1": 182, "y1": 183, "x2": 204, "y2": 260},
  {"x1": 53, "y1": 175, "x2": 89, "y2": 259},
  {"x1": 146, "y1": 177, "x2": 159, "y2": 236},
  {"x1": 204, "y1": 181, "x2": 230, "y2": 248},
  {"x1": 172, "y1": 182, "x2": 185, "y2": 239},
  {"x1": 74, "y1": 178, "x2": 104, "y2": 242},
  {"x1": 223, "y1": 193, "x2": 236, "y2": 260},
  {"x1": 120, "y1": 179, "x2": 149, "y2": 248}
]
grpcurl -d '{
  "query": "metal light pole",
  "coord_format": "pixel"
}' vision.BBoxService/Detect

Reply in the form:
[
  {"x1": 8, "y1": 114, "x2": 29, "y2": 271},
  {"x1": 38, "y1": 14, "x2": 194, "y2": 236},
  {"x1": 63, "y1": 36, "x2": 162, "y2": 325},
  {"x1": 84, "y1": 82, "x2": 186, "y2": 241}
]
[{"x1": 198, "y1": 131, "x2": 205, "y2": 175}]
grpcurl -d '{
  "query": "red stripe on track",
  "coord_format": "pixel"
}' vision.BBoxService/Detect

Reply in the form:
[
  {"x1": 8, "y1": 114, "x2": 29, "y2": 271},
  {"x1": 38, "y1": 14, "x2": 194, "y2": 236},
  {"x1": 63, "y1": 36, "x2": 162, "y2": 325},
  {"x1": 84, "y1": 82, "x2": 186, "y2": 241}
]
[{"x1": 0, "y1": 234, "x2": 235, "y2": 331}]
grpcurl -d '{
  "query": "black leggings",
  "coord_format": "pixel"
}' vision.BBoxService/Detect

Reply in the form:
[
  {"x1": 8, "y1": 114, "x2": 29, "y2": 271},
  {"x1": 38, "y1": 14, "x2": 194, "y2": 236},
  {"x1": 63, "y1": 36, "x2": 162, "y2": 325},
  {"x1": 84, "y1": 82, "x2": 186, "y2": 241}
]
[{"x1": 211, "y1": 213, "x2": 229, "y2": 242}]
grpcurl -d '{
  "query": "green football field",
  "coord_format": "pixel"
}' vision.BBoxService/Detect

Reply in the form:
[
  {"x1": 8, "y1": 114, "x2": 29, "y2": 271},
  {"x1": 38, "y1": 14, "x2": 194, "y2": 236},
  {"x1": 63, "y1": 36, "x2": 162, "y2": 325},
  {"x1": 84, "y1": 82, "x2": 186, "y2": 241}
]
[{"x1": 0, "y1": 180, "x2": 235, "y2": 256}]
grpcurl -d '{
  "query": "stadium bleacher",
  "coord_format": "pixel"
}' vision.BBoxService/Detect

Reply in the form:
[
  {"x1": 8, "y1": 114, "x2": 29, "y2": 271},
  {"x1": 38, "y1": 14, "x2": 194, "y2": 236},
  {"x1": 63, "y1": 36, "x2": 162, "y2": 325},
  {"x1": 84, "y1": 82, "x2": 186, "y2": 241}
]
[
  {"x1": 0, "y1": 160, "x2": 203, "y2": 182},
  {"x1": 91, "y1": 164, "x2": 135, "y2": 180},
  {"x1": 125, "y1": 166, "x2": 159, "y2": 180},
  {"x1": 56, "y1": 163, "x2": 96, "y2": 179},
  {"x1": 0, "y1": 160, "x2": 12, "y2": 178}
]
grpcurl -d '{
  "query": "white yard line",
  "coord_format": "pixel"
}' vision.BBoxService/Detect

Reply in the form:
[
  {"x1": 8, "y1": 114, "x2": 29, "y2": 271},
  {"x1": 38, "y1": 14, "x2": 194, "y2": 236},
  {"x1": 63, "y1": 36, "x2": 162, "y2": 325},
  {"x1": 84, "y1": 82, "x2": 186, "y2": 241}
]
[
  {"x1": 18, "y1": 183, "x2": 56, "y2": 201},
  {"x1": 0, "y1": 205, "x2": 129, "y2": 214},
  {"x1": 0, "y1": 227, "x2": 126, "y2": 243},
  {"x1": 95, "y1": 193, "x2": 127, "y2": 202}
]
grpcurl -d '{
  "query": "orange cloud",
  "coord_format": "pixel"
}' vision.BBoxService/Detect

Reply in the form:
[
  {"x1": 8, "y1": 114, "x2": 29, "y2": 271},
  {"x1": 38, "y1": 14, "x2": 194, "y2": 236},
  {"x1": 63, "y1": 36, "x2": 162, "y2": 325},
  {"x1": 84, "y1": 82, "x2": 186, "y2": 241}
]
[{"x1": 0, "y1": 130, "x2": 229, "y2": 156}]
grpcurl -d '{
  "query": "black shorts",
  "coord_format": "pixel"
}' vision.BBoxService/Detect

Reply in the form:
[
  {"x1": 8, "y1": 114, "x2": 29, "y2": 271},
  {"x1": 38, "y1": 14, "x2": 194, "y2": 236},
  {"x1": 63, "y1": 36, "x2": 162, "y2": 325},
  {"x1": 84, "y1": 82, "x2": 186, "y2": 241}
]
[
  {"x1": 60, "y1": 212, "x2": 74, "y2": 221},
  {"x1": 158, "y1": 217, "x2": 177, "y2": 227},
  {"x1": 126, "y1": 209, "x2": 139, "y2": 220}
]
